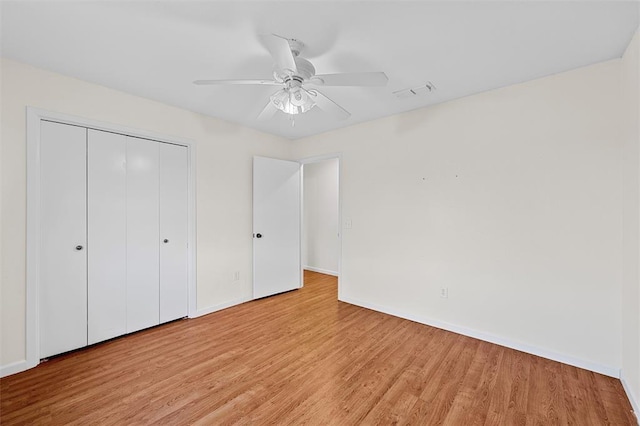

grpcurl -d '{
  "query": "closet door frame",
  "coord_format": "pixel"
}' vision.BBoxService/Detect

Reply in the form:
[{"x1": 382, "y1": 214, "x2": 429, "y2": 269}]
[{"x1": 24, "y1": 107, "x2": 197, "y2": 375}]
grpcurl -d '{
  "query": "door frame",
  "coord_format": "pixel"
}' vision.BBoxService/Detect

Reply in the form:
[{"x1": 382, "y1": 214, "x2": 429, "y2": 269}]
[
  {"x1": 22, "y1": 107, "x2": 197, "y2": 375},
  {"x1": 299, "y1": 153, "x2": 342, "y2": 298}
]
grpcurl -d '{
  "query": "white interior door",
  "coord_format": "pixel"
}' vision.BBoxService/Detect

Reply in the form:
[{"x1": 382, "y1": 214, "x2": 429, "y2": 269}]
[
  {"x1": 40, "y1": 121, "x2": 88, "y2": 358},
  {"x1": 159, "y1": 143, "x2": 189, "y2": 323},
  {"x1": 126, "y1": 137, "x2": 160, "y2": 333},
  {"x1": 253, "y1": 156, "x2": 301, "y2": 299},
  {"x1": 87, "y1": 129, "x2": 127, "y2": 345}
]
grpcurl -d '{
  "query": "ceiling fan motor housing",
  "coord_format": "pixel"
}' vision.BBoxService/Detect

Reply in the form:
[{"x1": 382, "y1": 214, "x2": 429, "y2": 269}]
[
  {"x1": 294, "y1": 57, "x2": 316, "y2": 80},
  {"x1": 274, "y1": 56, "x2": 316, "y2": 82},
  {"x1": 287, "y1": 38, "x2": 305, "y2": 57}
]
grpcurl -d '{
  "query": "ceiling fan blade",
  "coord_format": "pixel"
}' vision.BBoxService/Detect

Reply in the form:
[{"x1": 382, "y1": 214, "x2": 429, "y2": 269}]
[
  {"x1": 309, "y1": 72, "x2": 388, "y2": 87},
  {"x1": 259, "y1": 34, "x2": 297, "y2": 74},
  {"x1": 257, "y1": 99, "x2": 279, "y2": 120},
  {"x1": 306, "y1": 89, "x2": 351, "y2": 120},
  {"x1": 193, "y1": 79, "x2": 280, "y2": 86}
]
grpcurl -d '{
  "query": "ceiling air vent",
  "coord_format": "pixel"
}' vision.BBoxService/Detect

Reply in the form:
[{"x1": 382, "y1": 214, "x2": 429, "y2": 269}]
[{"x1": 393, "y1": 82, "x2": 436, "y2": 99}]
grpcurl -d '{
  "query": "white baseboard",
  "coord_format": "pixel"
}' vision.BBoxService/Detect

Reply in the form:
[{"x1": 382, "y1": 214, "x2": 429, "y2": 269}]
[
  {"x1": 1, "y1": 359, "x2": 33, "y2": 378},
  {"x1": 621, "y1": 374, "x2": 640, "y2": 425},
  {"x1": 339, "y1": 295, "x2": 620, "y2": 378},
  {"x1": 303, "y1": 266, "x2": 339, "y2": 277},
  {"x1": 190, "y1": 296, "x2": 252, "y2": 318}
]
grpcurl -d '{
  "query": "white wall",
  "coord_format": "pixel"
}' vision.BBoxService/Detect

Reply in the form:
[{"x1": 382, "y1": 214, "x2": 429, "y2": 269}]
[
  {"x1": 292, "y1": 59, "x2": 625, "y2": 376},
  {"x1": 0, "y1": 58, "x2": 291, "y2": 367},
  {"x1": 303, "y1": 159, "x2": 339, "y2": 275},
  {"x1": 621, "y1": 30, "x2": 640, "y2": 415}
]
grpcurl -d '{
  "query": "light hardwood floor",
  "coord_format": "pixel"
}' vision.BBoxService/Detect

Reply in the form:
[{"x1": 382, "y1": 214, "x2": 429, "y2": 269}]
[{"x1": 1, "y1": 271, "x2": 635, "y2": 425}]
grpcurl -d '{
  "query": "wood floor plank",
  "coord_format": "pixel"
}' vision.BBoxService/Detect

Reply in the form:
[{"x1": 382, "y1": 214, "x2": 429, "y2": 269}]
[
  {"x1": 525, "y1": 356, "x2": 567, "y2": 426},
  {"x1": 443, "y1": 341, "x2": 504, "y2": 425},
  {"x1": 484, "y1": 348, "x2": 530, "y2": 426},
  {"x1": 0, "y1": 271, "x2": 635, "y2": 425}
]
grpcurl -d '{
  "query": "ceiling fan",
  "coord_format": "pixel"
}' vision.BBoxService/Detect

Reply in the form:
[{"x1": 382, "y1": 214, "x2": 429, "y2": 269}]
[{"x1": 194, "y1": 34, "x2": 388, "y2": 122}]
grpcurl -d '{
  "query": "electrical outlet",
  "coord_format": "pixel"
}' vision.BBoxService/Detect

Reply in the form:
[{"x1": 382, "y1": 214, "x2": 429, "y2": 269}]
[
  {"x1": 233, "y1": 271, "x2": 240, "y2": 281},
  {"x1": 440, "y1": 287, "x2": 448, "y2": 298}
]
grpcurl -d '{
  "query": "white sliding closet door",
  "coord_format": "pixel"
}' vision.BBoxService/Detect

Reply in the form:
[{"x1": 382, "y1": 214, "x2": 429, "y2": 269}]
[
  {"x1": 40, "y1": 121, "x2": 88, "y2": 358},
  {"x1": 126, "y1": 137, "x2": 160, "y2": 333},
  {"x1": 87, "y1": 130, "x2": 127, "y2": 345},
  {"x1": 159, "y1": 143, "x2": 189, "y2": 322}
]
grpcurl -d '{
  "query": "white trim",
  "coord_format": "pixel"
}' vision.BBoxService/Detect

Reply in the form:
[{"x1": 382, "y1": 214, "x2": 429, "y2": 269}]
[
  {"x1": 303, "y1": 266, "x2": 339, "y2": 277},
  {"x1": 621, "y1": 374, "x2": 640, "y2": 424},
  {"x1": 299, "y1": 153, "x2": 343, "y2": 298},
  {"x1": 299, "y1": 152, "x2": 343, "y2": 165},
  {"x1": 299, "y1": 161, "x2": 304, "y2": 289},
  {"x1": 339, "y1": 295, "x2": 621, "y2": 378},
  {"x1": 24, "y1": 106, "x2": 197, "y2": 375},
  {"x1": 187, "y1": 136, "x2": 198, "y2": 317},
  {"x1": 0, "y1": 360, "x2": 33, "y2": 378},
  {"x1": 25, "y1": 108, "x2": 42, "y2": 375},
  {"x1": 29, "y1": 108, "x2": 195, "y2": 147},
  {"x1": 191, "y1": 296, "x2": 253, "y2": 318}
]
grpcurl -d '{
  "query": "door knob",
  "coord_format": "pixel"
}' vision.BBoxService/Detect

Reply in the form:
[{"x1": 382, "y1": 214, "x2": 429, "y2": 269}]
[
  {"x1": 163, "y1": 239, "x2": 169, "y2": 243},
  {"x1": 75, "y1": 245, "x2": 83, "y2": 251},
  {"x1": 256, "y1": 233, "x2": 262, "y2": 239}
]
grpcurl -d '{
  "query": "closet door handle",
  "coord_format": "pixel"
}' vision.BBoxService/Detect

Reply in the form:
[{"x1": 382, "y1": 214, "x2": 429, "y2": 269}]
[
  {"x1": 163, "y1": 239, "x2": 169, "y2": 243},
  {"x1": 75, "y1": 245, "x2": 83, "y2": 251}
]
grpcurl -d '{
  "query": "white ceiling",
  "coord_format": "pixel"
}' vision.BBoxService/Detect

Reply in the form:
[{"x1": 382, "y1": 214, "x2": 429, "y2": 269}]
[{"x1": 1, "y1": 1, "x2": 638, "y2": 139}]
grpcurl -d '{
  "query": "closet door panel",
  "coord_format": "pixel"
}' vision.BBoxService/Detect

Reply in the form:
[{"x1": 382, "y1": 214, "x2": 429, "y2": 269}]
[
  {"x1": 126, "y1": 137, "x2": 160, "y2": 333},
  {"x1": 87, "y1": 130, "x2": 127, "y2": 345},
  {"x1": 40, "y1": 121, "x2": 88, "y2": 358},
  {"x1": 159, "y1": 143, "x2": 189, "y2": 323}
]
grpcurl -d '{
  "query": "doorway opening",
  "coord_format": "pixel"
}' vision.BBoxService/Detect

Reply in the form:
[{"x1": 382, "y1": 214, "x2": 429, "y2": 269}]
[{"x1": 301, "y1": 155, "x2": 341, "y2": 297}]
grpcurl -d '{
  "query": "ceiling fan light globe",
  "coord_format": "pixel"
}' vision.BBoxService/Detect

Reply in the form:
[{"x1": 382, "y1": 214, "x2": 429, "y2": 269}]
[
  {"x1": 290, "y1": 88, "x2": 312, "y2": 107},
  {"x1": 270, "y1": 87, "x2": 315, "y2": 115}
]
